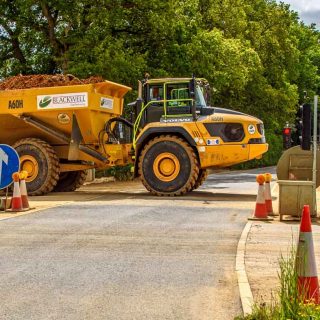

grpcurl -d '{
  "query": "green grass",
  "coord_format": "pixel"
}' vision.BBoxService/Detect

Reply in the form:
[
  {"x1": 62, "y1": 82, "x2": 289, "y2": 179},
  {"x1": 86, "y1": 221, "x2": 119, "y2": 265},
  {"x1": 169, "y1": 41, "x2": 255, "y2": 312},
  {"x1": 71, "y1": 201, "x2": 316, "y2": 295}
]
[{"x1": 235, "y1": 246, "x2": 320, "y2": 320}]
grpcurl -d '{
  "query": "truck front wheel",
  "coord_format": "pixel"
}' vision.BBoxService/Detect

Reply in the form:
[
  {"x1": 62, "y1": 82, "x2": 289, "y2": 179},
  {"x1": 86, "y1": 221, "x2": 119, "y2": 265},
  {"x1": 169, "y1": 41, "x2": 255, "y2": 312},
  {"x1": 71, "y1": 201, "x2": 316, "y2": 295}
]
[
  {"x1": 192, "y1": 169, "x2": 208, "y2": 191},
  {"x1": 13, "y1": 138, "x2": 60, "y2": 196},
  {"x1": 138, "y1": 135, "x2": 199, "y2": 196}
]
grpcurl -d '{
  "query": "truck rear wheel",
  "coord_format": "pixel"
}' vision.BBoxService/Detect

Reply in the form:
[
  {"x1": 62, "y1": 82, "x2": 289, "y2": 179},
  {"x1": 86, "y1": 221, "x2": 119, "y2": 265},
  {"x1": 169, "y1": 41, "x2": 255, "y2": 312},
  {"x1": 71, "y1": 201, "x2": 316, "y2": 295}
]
[
  {"x1": 54, "y1": 170, "x2": 87, "y2": 192},
  {"x1": 13, "y1": 138, "x2": 60, "y2": 196},
  {"x1": 138, "y1": 135, "x2": 199, "y2": 196},
  {"x1": 192, "y1": 169, "x2": 208, "y2": 191}
]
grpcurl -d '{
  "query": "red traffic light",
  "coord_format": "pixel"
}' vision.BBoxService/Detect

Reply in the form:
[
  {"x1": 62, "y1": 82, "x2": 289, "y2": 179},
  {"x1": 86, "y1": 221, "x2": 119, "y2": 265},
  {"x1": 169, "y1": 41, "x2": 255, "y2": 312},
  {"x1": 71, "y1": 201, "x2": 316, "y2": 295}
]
[
  {"x1": 283, "y1": 126, "x2": 292, "y2": 150},
  {"x1": 283, "y1": 127, "x2": 291, "y2": 135}
]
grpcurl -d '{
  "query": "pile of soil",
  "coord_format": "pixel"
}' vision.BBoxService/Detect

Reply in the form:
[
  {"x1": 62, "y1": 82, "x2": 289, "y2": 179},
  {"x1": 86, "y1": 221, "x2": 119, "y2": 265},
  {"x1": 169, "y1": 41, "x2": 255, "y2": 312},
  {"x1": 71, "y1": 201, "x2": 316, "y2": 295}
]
[{"x1": 0, "y1": 74, "x2": 104, "y2": 90}]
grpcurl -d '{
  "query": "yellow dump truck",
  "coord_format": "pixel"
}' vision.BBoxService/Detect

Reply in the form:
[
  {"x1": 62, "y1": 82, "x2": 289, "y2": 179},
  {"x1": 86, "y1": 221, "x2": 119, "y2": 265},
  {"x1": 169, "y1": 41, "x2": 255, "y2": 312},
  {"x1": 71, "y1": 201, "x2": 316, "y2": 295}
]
[{"x1": 0, "y1": 76, "x2": 268, "y2": 196}]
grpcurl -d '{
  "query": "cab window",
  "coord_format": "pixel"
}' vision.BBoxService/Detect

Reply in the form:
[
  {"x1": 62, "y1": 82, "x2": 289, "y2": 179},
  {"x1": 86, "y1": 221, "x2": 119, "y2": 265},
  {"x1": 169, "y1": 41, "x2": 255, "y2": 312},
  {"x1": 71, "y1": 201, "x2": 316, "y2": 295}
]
[
  {"x1": 195, "y1": 85, "x2": 207, "y2": 108},
  {"x1": 149, "y1": 85, "x2": 164, "y2": 101},
  {"x1": 166, "y1": 83, "x2": 190, "y2": 107}
]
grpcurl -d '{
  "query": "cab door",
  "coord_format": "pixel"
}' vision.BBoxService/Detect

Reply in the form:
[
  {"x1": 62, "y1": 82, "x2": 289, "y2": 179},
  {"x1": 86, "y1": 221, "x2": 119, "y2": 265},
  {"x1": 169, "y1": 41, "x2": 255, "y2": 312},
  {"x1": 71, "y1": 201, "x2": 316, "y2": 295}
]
[
  {"x1": 145, "y1": 84, "x2": 165, "y2": 123},
  {"x1": 165, "y1": 82, "x2": 191, "y2": 116}
]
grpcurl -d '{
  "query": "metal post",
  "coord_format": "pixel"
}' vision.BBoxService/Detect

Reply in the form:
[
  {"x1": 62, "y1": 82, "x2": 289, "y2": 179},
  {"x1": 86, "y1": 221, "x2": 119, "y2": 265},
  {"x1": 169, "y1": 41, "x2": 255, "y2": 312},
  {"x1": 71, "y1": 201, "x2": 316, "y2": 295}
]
[
  {"x1": 313, "y1": 95, "x2": 318, "y2": 216},
  {"x1": 4, "y1": 186, "x2": 8, "y2": 212}
]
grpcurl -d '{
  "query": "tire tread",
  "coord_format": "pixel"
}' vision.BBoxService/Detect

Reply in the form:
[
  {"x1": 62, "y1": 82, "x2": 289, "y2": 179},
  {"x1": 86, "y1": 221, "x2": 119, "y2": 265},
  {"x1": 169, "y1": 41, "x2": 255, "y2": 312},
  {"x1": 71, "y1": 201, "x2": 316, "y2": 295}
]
[
  {"x1": 138, "y1": 134, "x2": 199, "y2": 196},
  {"x1": 12, "y1": 138, "x2": 60, "y2": 196}
]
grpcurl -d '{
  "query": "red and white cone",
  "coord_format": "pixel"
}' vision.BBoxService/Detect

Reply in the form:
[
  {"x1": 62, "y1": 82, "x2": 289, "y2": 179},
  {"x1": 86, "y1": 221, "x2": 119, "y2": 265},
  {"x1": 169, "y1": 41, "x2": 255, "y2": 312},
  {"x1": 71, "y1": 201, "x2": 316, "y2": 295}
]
[
  {"x1": 264, "y1": 173, "x2": 274, "y2": 216},
  {"x1": 296, "y1": 205, "x2": 319, "y2": 303},
  {"x1": 248, "y1": 174, "x2": 273, "y2": 221},
  {"x1": 19, "y1": 171, "x2": 30, "y2": 210},
  {"x1": 11, "y1": 172, "x2": 23, "y2": 212}
]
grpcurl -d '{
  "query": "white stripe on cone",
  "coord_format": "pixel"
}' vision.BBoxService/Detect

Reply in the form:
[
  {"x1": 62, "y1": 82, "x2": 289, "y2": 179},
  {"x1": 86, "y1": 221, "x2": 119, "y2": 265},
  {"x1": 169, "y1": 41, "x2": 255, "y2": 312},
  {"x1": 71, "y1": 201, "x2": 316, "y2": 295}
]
[
  {"x1": 256, "y1": 184, "x2": 265, "y2": 203},
  {"x1": 265, "y1": 182, "x2": 271, "y2": 201},
  {"x1": 264, "y1": 181, "x2": 273, "y2": 213},
  {"x1": 20, "y1": 180, "x2": 27, "y2": 196},
  {"x1": 296, "y1": 232, "x2": 318, "y2": 277},
  {"x1": 13, "y1": 181, "x2": 21, "y2": 198}
]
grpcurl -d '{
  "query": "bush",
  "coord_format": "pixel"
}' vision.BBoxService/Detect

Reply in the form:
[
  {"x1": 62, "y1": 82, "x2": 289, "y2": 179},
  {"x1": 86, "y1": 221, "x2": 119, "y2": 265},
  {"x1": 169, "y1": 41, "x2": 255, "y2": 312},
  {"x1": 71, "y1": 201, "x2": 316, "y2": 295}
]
[{"x1": 96, "y1": 164, "x2": 134, "y2": 181}]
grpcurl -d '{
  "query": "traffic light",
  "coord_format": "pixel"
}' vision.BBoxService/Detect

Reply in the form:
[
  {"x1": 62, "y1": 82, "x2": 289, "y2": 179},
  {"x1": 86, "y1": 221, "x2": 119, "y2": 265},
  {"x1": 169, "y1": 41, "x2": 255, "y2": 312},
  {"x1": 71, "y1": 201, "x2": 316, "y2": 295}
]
[
  {"x1": 298, "y1": 103, "x2": 311, "y2": 150},
  {"x1": 282, "y1": 126, "x2": 292, "y2": 150}
]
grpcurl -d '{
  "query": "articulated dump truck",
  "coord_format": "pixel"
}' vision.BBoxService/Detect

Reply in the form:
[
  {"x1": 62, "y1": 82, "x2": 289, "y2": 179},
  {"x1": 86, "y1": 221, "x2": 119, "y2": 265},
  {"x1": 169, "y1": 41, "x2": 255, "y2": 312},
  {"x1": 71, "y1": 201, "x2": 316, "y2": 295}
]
[{"x1": 0, "y1": 75, "x2": 268, "y2": 196}]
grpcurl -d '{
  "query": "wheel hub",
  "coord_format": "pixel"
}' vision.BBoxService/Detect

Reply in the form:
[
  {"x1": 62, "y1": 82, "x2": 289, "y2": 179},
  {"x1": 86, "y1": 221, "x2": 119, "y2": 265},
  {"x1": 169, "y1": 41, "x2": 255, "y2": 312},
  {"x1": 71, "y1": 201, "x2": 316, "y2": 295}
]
[
  {"x1": 20, "y1": 155, "x2": 39, "y2": 182},
  {"x1": 153, "y1": 152, "x2": 180, "y2": 182}
]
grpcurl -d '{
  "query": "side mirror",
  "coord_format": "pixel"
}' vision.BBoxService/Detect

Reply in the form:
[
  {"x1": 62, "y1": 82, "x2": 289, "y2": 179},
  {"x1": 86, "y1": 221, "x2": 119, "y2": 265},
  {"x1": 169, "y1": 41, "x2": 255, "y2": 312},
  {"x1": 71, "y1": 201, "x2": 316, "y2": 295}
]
[{"x1": 127, "y1": 101, "x2": 137, "y2": 123}]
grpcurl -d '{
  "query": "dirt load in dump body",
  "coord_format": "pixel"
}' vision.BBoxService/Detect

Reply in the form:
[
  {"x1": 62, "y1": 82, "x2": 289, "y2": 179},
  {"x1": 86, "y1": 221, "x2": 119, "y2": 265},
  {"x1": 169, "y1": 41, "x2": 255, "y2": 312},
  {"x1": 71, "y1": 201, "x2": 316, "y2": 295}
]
[{"x1": 0, "y1": 74, "x2": 104, "y2": 90}]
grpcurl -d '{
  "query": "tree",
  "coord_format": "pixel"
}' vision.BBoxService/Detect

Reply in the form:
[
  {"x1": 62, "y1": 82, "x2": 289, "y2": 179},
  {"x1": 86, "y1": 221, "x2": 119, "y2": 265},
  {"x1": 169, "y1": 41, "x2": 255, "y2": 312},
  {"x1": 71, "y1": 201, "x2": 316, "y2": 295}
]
[{"x1": 0, "y1": 0, "x2": 319, "y2": 147}]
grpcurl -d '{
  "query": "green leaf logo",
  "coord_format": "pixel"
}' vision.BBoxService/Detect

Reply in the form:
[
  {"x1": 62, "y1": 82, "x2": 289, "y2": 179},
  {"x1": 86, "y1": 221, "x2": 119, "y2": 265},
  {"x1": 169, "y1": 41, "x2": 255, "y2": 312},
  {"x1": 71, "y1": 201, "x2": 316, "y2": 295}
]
[{"x1": 39, "y1": 96, "x2": 52, "y2": 108}]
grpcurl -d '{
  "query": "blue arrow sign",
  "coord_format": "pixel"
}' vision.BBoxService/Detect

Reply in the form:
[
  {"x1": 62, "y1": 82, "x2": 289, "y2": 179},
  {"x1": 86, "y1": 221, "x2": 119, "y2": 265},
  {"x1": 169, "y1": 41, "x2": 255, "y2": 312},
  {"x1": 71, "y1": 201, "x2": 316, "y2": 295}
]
[{"x1": 0, "y1": 144, "x2": 20, "y2": 190}]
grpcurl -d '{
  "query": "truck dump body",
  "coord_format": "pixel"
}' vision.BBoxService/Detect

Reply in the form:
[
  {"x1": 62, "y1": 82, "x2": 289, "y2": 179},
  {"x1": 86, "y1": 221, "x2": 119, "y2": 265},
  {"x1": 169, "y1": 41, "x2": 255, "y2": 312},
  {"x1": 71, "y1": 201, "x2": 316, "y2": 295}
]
[{"x1": 0, "y1": 78, "x2": 133, "y2": 195}]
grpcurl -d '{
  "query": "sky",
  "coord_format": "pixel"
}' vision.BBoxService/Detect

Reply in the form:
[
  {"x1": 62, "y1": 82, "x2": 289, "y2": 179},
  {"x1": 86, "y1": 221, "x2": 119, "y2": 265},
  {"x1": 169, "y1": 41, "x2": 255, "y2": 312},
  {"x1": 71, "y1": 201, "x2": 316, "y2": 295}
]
[{"x1": 281, "y1": 0, "x2": 320, "y2": 28}]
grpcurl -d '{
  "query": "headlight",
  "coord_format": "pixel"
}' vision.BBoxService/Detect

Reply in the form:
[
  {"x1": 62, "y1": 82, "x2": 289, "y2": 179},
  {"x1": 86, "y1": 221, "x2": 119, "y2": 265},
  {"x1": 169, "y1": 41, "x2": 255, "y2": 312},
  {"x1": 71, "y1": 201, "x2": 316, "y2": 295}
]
[
  {"x1": 203, "y1": 123, "x2": 245, "y2": 142},
  {"x1": 248, "y1": 124, "x2": 256, "y2": 135},
  {"x1": 224, "y1": 123, "x2": 245, "y2": 141}
]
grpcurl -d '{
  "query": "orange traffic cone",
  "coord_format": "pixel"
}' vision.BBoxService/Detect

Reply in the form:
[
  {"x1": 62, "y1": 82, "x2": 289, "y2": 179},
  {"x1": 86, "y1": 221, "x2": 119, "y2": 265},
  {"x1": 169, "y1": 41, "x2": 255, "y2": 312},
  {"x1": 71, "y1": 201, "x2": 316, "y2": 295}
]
[
  {"x1": 248, "y1": 174, "x2": 273, "y2": 221},
  {"x1": 11, "y1": 172, "x2": 23, "y2": 212},
  {"x1": 19, "y1": 171, "x2": 30, "y2": 210},
  {"x1": 264, "y1": 173, "x2": 274, "y2": 216},
  {"x1": 296, "y1": 205, "x2": 319, "y2": 303}
]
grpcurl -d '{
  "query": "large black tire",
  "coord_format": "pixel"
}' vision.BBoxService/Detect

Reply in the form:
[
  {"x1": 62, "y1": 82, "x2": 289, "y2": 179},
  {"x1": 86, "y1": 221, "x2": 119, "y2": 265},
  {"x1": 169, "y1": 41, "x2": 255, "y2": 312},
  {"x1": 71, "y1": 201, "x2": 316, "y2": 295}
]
[
  {"x1": 13, "y1": 138, "x2": 60, "y2": 196},
  {"x1": 138, "y1": 135, "x2": 199, "y2": 196},
  {"x1": 192, "y1": 169, "x2": 208, "y2": 191},
  {"x1": 54, "y1": 170, "x2": 87, "y2": 192}
]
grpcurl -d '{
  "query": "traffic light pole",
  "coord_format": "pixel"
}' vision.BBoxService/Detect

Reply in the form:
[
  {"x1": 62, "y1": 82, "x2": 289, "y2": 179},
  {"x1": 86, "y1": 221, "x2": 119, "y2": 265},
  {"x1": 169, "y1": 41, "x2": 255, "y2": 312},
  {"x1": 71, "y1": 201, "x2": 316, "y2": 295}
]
[{"x1": 313, "y1": 95, "x2": 318, "y2": 216}]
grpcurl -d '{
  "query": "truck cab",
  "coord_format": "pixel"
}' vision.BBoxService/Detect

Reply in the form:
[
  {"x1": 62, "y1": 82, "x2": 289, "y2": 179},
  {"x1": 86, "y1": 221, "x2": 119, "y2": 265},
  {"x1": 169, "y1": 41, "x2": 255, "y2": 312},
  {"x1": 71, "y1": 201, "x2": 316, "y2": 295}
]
[
  {"x1": 131, "y1": 76, "x2": 268, "y2": 196},
  {"x1": 133, "y1": 77, "x2": 214, "y2": 128}
]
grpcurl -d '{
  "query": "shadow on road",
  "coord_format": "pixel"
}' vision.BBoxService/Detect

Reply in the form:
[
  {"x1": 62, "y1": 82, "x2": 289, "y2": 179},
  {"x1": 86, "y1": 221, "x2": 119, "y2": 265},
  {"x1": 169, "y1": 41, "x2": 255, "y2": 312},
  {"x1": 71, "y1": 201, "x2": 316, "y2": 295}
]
[{"x1": 30, "y1": 189, "x2": 257, "y2": 203}]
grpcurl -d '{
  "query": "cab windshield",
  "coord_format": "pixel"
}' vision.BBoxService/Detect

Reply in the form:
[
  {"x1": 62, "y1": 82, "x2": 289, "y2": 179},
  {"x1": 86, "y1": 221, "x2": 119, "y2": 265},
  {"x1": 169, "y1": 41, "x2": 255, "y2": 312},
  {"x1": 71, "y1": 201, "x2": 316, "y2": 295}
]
[{"x1": 195, "y1": 85, "x2": 207, "y2": 108}]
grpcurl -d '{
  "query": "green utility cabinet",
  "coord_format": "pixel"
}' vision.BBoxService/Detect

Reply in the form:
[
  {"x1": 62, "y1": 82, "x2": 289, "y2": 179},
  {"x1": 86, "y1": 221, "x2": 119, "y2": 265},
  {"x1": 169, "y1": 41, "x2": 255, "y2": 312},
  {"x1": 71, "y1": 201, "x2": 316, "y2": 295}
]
[{"x1": 278, "y1": 180, "x2": 316, "y2": 221}]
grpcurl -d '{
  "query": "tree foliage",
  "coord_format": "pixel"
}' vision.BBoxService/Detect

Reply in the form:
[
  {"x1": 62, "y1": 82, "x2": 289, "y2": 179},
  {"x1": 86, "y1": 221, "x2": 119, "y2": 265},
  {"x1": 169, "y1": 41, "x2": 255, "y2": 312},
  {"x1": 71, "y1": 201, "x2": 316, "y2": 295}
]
[{"x1": 0, "y1": 0, "x2": 319, "y2": 136}]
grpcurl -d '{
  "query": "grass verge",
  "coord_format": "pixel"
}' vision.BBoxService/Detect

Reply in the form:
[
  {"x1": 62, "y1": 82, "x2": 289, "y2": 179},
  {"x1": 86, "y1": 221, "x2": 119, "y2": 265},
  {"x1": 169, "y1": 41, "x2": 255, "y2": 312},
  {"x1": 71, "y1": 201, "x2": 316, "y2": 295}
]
[{"x1": 235, "y1": 246, "x2": 320, "y2": 319}]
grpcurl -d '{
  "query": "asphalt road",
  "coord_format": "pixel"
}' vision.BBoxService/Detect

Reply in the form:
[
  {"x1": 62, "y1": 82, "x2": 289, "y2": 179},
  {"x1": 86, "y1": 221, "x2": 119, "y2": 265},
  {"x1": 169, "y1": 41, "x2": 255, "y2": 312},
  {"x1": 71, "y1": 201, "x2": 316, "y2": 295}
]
[{"x1": 0, "y1": 168, "x2": 276, "y2": 320}]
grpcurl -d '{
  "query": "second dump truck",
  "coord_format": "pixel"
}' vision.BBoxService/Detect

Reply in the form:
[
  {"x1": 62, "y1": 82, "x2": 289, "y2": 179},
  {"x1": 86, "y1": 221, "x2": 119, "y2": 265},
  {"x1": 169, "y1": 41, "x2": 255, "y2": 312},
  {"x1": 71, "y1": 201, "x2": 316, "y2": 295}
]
[{"x1": 0, "y1": 75, "x2": 268, "y2": 196}]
